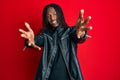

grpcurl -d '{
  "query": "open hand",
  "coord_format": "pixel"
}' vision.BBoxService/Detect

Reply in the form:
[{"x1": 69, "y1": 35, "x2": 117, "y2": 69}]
[
  {"x1": 76, "y1": 9, "x2": 92, "y2": 38},
  {"x1": 19, "y1": 22, "x2": 41, "y2": 50}
]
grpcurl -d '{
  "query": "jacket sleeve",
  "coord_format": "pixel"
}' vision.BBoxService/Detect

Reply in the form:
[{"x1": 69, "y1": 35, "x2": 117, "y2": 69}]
[
  {"x1": 24, "y1": 34, "x2": 44, "y2": 48},
  {"x1": 69, "y1": 27, "x2": 88, "y2": 43}
]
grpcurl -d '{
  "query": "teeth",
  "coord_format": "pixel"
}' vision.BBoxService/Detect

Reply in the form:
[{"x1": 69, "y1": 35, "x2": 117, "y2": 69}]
[{"x1": 51, "y1": 20, "x2": 56, "y2": 24}]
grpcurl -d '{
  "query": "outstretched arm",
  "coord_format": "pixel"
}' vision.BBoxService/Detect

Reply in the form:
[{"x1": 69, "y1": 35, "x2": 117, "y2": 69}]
[{"x1": 19, "y1": 22, "x2": 41, "y2": 50}]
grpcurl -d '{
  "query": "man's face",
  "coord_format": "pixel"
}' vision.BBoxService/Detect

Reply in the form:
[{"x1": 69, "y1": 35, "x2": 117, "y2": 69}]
[{"x1": 47, "y1": 7, "x2": 59, "y2": 27}]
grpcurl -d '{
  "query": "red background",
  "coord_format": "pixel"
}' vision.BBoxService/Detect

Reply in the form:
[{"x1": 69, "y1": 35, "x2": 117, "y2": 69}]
[{"x1": 0, "y1": 0, "x2": 120, "y2": 80}]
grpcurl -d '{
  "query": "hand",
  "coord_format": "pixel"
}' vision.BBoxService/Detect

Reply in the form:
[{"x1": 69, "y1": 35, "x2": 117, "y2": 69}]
[
  {"x1": 76, "y1": 9, "x2": 92, "y2": 38},
  {"x1": 19, "y1": 22, "x2": 41, "y2": 50}
]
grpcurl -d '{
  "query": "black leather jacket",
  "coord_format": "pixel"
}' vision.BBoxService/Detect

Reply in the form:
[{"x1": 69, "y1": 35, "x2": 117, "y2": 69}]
[{"x1": 33, "y1": 26, "x2": 87, "y2": 80}]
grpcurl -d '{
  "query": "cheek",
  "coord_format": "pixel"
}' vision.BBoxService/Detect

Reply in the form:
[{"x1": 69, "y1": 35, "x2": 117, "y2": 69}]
[
  {"x1": 55, "y1": 15, "x2": 57, "y2": 20},
  {"x1": 47, "y1": 18, "x2": 51, "y2": 22}
]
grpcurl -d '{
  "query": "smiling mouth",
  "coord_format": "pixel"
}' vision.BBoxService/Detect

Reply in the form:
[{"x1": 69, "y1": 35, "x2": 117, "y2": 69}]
[{"x1": 50, "y1": 20, "x2": 57, "y2": 24}]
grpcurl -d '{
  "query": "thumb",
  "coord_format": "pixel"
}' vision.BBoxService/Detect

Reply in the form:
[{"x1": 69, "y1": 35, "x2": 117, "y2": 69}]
[{"x1": 33, "y1": 44, "x2": 41, "y2": 50}]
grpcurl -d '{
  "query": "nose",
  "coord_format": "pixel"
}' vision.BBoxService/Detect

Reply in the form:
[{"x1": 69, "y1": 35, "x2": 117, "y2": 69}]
[{"x1": 50, "y1": 15, "x2": 55, "y2": 20}]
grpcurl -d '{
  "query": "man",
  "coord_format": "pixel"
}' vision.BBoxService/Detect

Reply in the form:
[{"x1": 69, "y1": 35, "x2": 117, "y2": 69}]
[{"x1": 19, "y1": 3, "x2": 92, "y2": 80}]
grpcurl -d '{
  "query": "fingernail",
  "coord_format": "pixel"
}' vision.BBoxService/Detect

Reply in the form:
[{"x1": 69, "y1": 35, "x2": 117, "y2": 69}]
[
  {"x1": 89, "y1": 16, "x2": 92, "y2": 19},
  {"x1": 38, "y1": 48, "x2": 41, "y2": 50},
  {"x1": 21, "y1": 34, "x2": 24, "y2": 37},
  {"x1": 25, "y1": 22, "x2": 27, "y2": 25},
  {"x1": 28, "y1": 43, "x2": 31, "y2": 46},
  {"x1": 81, "y1": 9, "x2": 84, "y2": 13},
  {"x1": 25, "y1": 22, "x2": 29, "y2": 27},
  {"x1": 90, "y1": 26, "x2": 93, "y2": 30},
  {"x1": 19, "y1": 29, "x2": 22, "y2": 32}
]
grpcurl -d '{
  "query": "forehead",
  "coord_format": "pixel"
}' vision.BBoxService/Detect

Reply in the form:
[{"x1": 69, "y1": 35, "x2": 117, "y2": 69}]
[{"x1": 47, "y1": 7, "x2": 56, "y2": 14}]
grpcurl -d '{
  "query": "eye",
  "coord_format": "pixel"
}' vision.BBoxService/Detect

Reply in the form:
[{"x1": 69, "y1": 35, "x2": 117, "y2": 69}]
[
  {"x1": 47, "y1": 14, "x2": 51, "y2": 18},
  {"x1": 53, "y1": 12, "x2": 57, "y2": 15}
]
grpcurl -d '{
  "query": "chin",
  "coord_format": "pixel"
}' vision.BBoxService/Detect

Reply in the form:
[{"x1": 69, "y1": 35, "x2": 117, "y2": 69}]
[
  {"x1": 51, "y1": 24, "x2": 59, "y2": 28},
  {"x1": 52, "y1": 25, "x2": 58, "y2": 27}
]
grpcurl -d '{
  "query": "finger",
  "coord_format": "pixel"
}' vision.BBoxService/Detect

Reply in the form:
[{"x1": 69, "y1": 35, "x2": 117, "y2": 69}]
[
  {"x1": 86, "y1": 35, "x2": 92, "y2": 38},
  {"x1": 19, "y1": 29, "x2": 27, "y2": 34},
  {"x1": 79, "y1": 9, "x2": 84, "y2": 23},
  {"x1": 81, "y1": 26, "x2": 92, "y2": 31},
  {"x1": 25, "y1": 22, "x2": 32, "y2": 32},
  {"x1": 33, "y1": 45, "x2": 41, "y2": 50},
  {"x1": 28, "y1": 41, "x2": 41, "y2": 50},
  {"x1": 76, "y1": 18, "x2": 81, "y2": 28},
  {"x1": 82, "y1": 16, "x2": 92, "y2": 26},
  {"x1": 21, "y1": 34, "x2": 27, "y2": 39},
  {"x1": 76, "y1": 9, "x2": 84, "y2": 28}
]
